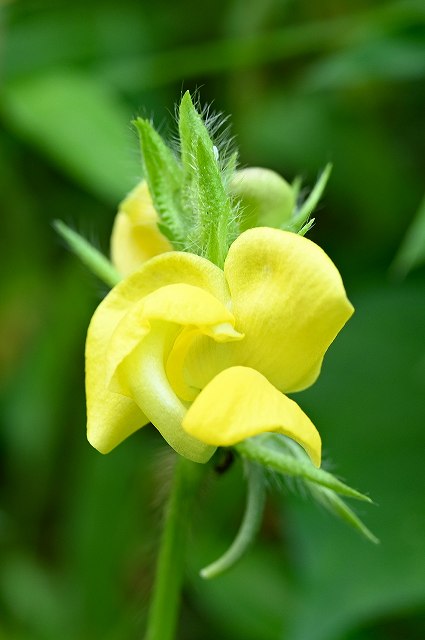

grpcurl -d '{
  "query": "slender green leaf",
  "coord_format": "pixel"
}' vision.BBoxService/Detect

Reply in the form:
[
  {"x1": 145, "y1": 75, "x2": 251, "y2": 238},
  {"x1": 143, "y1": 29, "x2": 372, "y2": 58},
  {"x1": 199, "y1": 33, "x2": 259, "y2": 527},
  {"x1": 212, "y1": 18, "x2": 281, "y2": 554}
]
[
  {"x1": 201, "y1": 462, "x2": 266, "y2": 579},
  {"x1": 284, "y1": 163, "x2": 332, "y2": 233},
  {"x1": 308, "y1": 485, "x2": 379, "y2": 544},
  {"x1": 1, "y1": 72, "x2": 138, "y2": 202},
  {"x1": 53, "y1": 220, "x2": 121, "y2": 288}
]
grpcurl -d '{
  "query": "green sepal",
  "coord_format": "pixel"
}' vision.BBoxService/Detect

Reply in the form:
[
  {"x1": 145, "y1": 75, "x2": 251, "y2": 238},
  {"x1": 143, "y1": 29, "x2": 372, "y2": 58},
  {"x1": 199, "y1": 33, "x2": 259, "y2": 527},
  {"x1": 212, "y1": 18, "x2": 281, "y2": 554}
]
[
  {"x1": 309, "y1": 484, "x2": 379, "y2": 544},
  {"x1": 235, "y1": 434, "x2": 377, "y2": 543},
  {"x1": 235, "y1": 436, "x2": 370, "y2": 501},
  {"x1": 179, "y1": 91, "x2": 213, "y2": 179},
  {"x1": 291, "y1": 175, "x2": 303, "y2": 205},
  {"x1": 53, "y1": 220, "x2": 121, "y2": 288},
  {"x1": 283, "y1": 163, "x2": 332, "y2": 234},
  {"x1": 200, "y1": 461, "x2": 266, "y2": 579},
  {"x1": 134, "y1": 118, "x2": 185, "y2": 246},
  {"x1": 192, "y1": 136, "x2": 235, "y2": 267},
  {"x1": 179, "y1": 92, "x2": 237, "y2": 267},
  {"x1": 298, "y1": 218, "x2": 315, "y2": 236},
  {"x1": 222, "y1": 150, "x2": 239, "y2": 186}
]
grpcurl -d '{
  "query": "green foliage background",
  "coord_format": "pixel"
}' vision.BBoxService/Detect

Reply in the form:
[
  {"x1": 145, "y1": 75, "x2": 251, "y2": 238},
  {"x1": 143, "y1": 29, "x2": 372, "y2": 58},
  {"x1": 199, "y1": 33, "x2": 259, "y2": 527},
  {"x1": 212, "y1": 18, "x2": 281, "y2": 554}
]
[{"x1": 1, "y1": 1, "x2": 425, "y2": 638}]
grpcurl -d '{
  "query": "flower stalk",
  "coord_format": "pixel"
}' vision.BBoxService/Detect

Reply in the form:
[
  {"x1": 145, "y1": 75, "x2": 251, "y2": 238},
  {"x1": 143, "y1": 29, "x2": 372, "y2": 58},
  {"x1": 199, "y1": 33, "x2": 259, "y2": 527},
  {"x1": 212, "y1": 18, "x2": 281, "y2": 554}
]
[{"x1": 145, "y1": 455, "x2": 204, "y2": 640}]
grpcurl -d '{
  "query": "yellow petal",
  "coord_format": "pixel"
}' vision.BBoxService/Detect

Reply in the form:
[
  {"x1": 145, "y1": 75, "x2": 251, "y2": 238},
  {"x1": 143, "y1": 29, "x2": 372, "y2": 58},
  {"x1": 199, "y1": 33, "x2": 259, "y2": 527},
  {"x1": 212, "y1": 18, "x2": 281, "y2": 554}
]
[
  {"x1": 106, "y1": 282, "x2": 240, "y2": 397},
  {"x1": 86, "y1": 252, "x2": 229, "y2": 454},
  {"x1": 86, "y1": 387, "x2": 148, "y2": 455},
  {"x1": 223, "y1": 227, "x2": 354, "y2": 392},
  {"x1": 111, "y1": 181, "x2": 172, "y2": 275},
  {"x1": 106, "y1": 283, "x2": 242, "y2": 462},
  {"x1": 183, "y1": 366, "x2": 321, "y2": 467},
  {"x1": 166, "y1": 323, "x2": 243, "y2": 402},
  {"x1": 182, "y1": 228, "x2": 353, "y2": 394},
  {"x1": 119, "y1": 322, "x2": 215, "y2": 463},
  {"x1": 85, "y1": 324, "x2": 149, "y2": 454}
]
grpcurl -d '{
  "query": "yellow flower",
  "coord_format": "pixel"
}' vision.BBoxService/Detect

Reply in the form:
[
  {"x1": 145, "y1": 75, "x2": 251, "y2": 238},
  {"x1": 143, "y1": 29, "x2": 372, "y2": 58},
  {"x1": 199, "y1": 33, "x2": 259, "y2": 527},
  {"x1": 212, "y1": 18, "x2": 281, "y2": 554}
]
[
  {"x1": 110, "y1": 181, "x2": 172, "y2": 276},
  {"x1": 86, "y1": 227, "x2": 353, "y2": 466}
]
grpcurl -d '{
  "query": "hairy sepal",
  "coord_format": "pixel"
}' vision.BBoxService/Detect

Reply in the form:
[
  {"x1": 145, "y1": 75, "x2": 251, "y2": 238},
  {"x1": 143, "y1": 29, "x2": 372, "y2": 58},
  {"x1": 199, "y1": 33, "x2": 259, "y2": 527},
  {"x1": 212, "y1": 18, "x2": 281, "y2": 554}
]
[{"x1": 134, "y1": 118, "x2": 186, "y2": 246}]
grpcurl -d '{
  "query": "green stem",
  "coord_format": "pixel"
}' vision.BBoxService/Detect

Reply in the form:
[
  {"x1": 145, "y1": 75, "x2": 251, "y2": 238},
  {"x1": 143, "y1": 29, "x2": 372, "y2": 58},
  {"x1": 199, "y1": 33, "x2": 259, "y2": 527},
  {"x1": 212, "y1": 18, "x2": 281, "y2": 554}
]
[{"x1": 145, "y1": 455, "x2": 202, "y2": 640}]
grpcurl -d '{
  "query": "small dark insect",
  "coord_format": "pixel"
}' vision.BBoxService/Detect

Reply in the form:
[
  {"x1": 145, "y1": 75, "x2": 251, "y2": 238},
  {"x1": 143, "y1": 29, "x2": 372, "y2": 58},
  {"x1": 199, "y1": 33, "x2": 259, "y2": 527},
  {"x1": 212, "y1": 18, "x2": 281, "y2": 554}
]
[{"x1": 214, "y1": 449, "x2": 235, "y2": 474}]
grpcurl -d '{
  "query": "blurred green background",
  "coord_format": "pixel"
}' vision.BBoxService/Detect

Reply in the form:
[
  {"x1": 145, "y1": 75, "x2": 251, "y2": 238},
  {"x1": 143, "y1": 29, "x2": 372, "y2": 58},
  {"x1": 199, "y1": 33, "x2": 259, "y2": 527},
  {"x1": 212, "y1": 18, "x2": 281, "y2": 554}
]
[{"x1": 1, "y1": 1, "x2": 425, "y2": 638}]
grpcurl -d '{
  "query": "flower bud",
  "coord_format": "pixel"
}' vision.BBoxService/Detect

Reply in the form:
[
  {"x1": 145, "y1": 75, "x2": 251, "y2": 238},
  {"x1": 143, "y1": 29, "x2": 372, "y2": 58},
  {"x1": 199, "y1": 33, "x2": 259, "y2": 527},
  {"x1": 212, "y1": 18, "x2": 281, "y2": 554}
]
[
  {"x1": 230, "y1": 167, "x2": 295, "y2": 231},
  {"x1": 111, "y1": 181, "x2": 171, "y2": 276}
]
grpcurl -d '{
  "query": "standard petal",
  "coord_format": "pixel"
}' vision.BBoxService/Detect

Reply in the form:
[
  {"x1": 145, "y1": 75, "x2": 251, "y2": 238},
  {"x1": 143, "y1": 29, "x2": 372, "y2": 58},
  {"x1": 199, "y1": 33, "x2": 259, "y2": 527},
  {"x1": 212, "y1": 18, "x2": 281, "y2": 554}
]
[
  {"x1": 223, "y1": 227, "x2": 354, "y2": 392},
  {"x1": 111, "y1": 181, "x2": 172, "y2": 275},
  {"x1": 86, "y1": 252, "x2": 229, "y2": 454},
  {"x1": 182, "y1": 366, "x2": 321, "y2": 467}
]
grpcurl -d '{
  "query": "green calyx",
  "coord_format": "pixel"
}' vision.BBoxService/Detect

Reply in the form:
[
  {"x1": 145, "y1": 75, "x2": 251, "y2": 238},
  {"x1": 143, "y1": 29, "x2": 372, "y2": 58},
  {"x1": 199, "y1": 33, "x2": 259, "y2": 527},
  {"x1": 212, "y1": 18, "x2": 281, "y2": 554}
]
[
  {"x1": 236, "y1": 434, "x2": 378, "y2": 544},
  {"x1": 133, "y1": 93, "x2": 332, "y2": 268},
  {"x1": 54, "y1": 95, "x2": 333, "y2": 281},
  {"x1": 133, "y1": 92, "x2": 238, "y2": 268}
]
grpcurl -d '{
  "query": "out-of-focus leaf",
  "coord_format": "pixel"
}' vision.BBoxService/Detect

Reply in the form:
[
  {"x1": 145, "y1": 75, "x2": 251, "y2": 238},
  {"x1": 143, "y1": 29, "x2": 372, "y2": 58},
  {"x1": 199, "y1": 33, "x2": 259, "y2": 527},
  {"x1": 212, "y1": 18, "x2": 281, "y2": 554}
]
[
  {"x1": 1, "y1": 262, "x2": 93, "y2": 530},
  {"x1": 391, "y1": 192, "x2": 425, "y2": 277},
  {"x1": 236, "y1": 90, "x2": 420, "y2": 257},
  {"x1": 284, "y1": 280, "x2": 425, "y2": 640},
  {"x1": 2, "y1": 4, "x2": 152, "y2": 82},
  {"x1": 64, "y1": 438, "x2": 157, "y2": 638},
  {"x1": 94, "y1": 1, "x2": 425, "y2": 91},
  {"x1": 300, "y1": 39, "x2": 425, "y2": 91},
  {"x1": 0, "y1": 554, "x2": 76, "y2": 640},
  {"x1": 1, "y1": 72, "x2": 139, "y2": 202}
]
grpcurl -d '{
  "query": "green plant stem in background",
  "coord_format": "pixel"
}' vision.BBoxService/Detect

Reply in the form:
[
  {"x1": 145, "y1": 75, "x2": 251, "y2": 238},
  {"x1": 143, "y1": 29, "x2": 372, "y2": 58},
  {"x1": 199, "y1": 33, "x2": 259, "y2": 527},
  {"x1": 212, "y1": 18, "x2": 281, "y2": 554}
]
[{"x1": 145, "y1": 456, "x2": 203, "y2": 640}]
